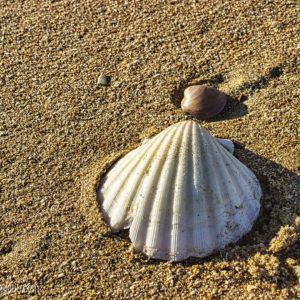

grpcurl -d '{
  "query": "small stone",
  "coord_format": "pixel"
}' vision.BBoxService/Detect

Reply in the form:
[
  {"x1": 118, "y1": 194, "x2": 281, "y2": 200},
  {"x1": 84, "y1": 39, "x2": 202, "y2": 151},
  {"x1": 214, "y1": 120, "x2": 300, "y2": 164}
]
[
  {"x1": 71, "y1": 260, "x2": 80, "y2": 271},
  {"x1": 59, "y1": 261, "x2": 68, "y2": 268},
  {"x1": 113, "y1": 81, "x2": 121, "y2": 88},
  {"x1": 0, "y1": 131, "x2": 8, "y2": 137},
  {"x1": 57, "y1": 273, "x2": 65, "y2": 278},
  {"x1": 97, "y1": 75, "x2": 111, "y2": 86},
  {"x1": 246, "y1": 284, "x2": 256, "y2": 292}
]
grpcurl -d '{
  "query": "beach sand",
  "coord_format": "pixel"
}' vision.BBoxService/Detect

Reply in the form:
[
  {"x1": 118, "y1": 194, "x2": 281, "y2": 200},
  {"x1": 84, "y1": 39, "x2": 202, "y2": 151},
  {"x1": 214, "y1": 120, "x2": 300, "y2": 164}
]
[{"x1": 1, "y1": 0, "x2": 300, "y2": 298}]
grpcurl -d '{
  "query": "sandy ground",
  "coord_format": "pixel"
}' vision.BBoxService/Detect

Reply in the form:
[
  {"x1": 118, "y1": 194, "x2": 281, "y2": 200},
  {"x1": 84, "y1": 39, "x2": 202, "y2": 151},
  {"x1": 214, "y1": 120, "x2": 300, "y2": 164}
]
[{"x1": 1, "y1": 0, "x2": 300, "y2": 299}]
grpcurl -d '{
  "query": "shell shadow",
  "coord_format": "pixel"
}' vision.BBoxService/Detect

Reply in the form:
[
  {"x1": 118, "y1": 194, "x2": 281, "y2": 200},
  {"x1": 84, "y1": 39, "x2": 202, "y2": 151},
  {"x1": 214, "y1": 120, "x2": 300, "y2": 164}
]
[
  {"x1": 207, "y1": 95, "x2": 248, "y2": 122},
  {"x1": 170, "y1": 74, "x2": 248, "y2": 121},
  {"x1": 103, "y1": 147, "x2": 299, "y2": 270}
]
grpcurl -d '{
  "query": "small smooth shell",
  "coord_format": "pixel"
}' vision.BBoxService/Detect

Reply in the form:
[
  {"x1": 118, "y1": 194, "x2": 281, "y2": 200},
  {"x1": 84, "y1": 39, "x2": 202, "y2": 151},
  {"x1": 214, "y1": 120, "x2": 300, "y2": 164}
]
[{"x1": 181, "y1": 85, "x2": 226, "y2": 120}]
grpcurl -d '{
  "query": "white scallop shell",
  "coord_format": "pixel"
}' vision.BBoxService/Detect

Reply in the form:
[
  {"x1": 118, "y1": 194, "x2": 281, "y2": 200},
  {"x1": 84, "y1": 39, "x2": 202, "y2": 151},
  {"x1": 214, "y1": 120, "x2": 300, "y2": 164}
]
[{"x1": 97, "y1": 121, "x2": 261, "y2": 261}]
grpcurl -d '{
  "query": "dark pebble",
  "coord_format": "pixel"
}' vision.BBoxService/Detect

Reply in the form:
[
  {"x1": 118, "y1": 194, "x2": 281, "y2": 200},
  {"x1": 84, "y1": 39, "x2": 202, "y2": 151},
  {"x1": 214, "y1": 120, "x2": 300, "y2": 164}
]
[{"x1": 97, "y1": 75, "x2": 111, "y2": 86}]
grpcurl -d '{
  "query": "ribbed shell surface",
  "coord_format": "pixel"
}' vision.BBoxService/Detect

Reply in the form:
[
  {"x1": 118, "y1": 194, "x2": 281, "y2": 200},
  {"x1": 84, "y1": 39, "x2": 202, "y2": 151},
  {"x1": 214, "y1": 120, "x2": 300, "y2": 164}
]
[{"x1": 97, "y1": 121, "x2": 261, "y2": 261}]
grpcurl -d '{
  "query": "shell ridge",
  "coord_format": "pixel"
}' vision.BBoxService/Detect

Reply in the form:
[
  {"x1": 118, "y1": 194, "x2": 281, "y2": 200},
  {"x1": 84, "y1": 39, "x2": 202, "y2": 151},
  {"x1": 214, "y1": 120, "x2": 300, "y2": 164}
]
[
  {"x1": 210, "y1": 138, "x2": 244, "y2": 209},
  {"x1": 200, "y1": 134, "x2": 260, "y2": 218},
  {"x1": 144, "y1": 122, "x2": 189, "y2": 258},
  {"x1": 101, "y1": 127, "x2": 169, "y2": 194},
  {"x1": 129, "y1": 122, "x2": 186, "y2": 252},
  {"x1": 213, "y1": 139, "x2": 261, "y2": 203},
  {"x1": 202, "y1": 133, "x2": 260, "y2": 248},
  {"x1": 202, "y1": 129, "x2": 225, "y2": 204},
  {"x1": 182, "y1": 122, "x2": 201, "y2": 259},
  {"x1": 101, "y1": 123, "x2": 182, "y2": 188},
  {"x1": 220, "y1": 148, "x2": 260, "y2": 206},
  {"x1": 213, "y1": 139, "x2": 259, "y2": 189},
  {"x1": 183, "y1": 121, "x2": 197, "y2": 259},
  {"x1": 114, "y1": 125, "x2": 181, "y2": 228},
  {"x1": 207, "y1": 137, "x2": 261, "y2": 244},
  {"x1": 201, "y1": 130, "x2": 224, "y2": 252},
  {"x1": 190, "y1": 121, "x2": 206, "y2": 256},
  {"x1": 101, "y1": 124, "x2": 179, "y2": 230},
  {"x1": 170, "y1": 121, "x2": 193, "y2": 260}
]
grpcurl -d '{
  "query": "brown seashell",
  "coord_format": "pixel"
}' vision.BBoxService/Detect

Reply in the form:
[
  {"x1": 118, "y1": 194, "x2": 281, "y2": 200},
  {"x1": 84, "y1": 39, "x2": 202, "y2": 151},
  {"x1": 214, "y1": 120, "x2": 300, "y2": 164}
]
[{"x1": 181, "y1": 85, "x2": 226, "y2": 120}]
